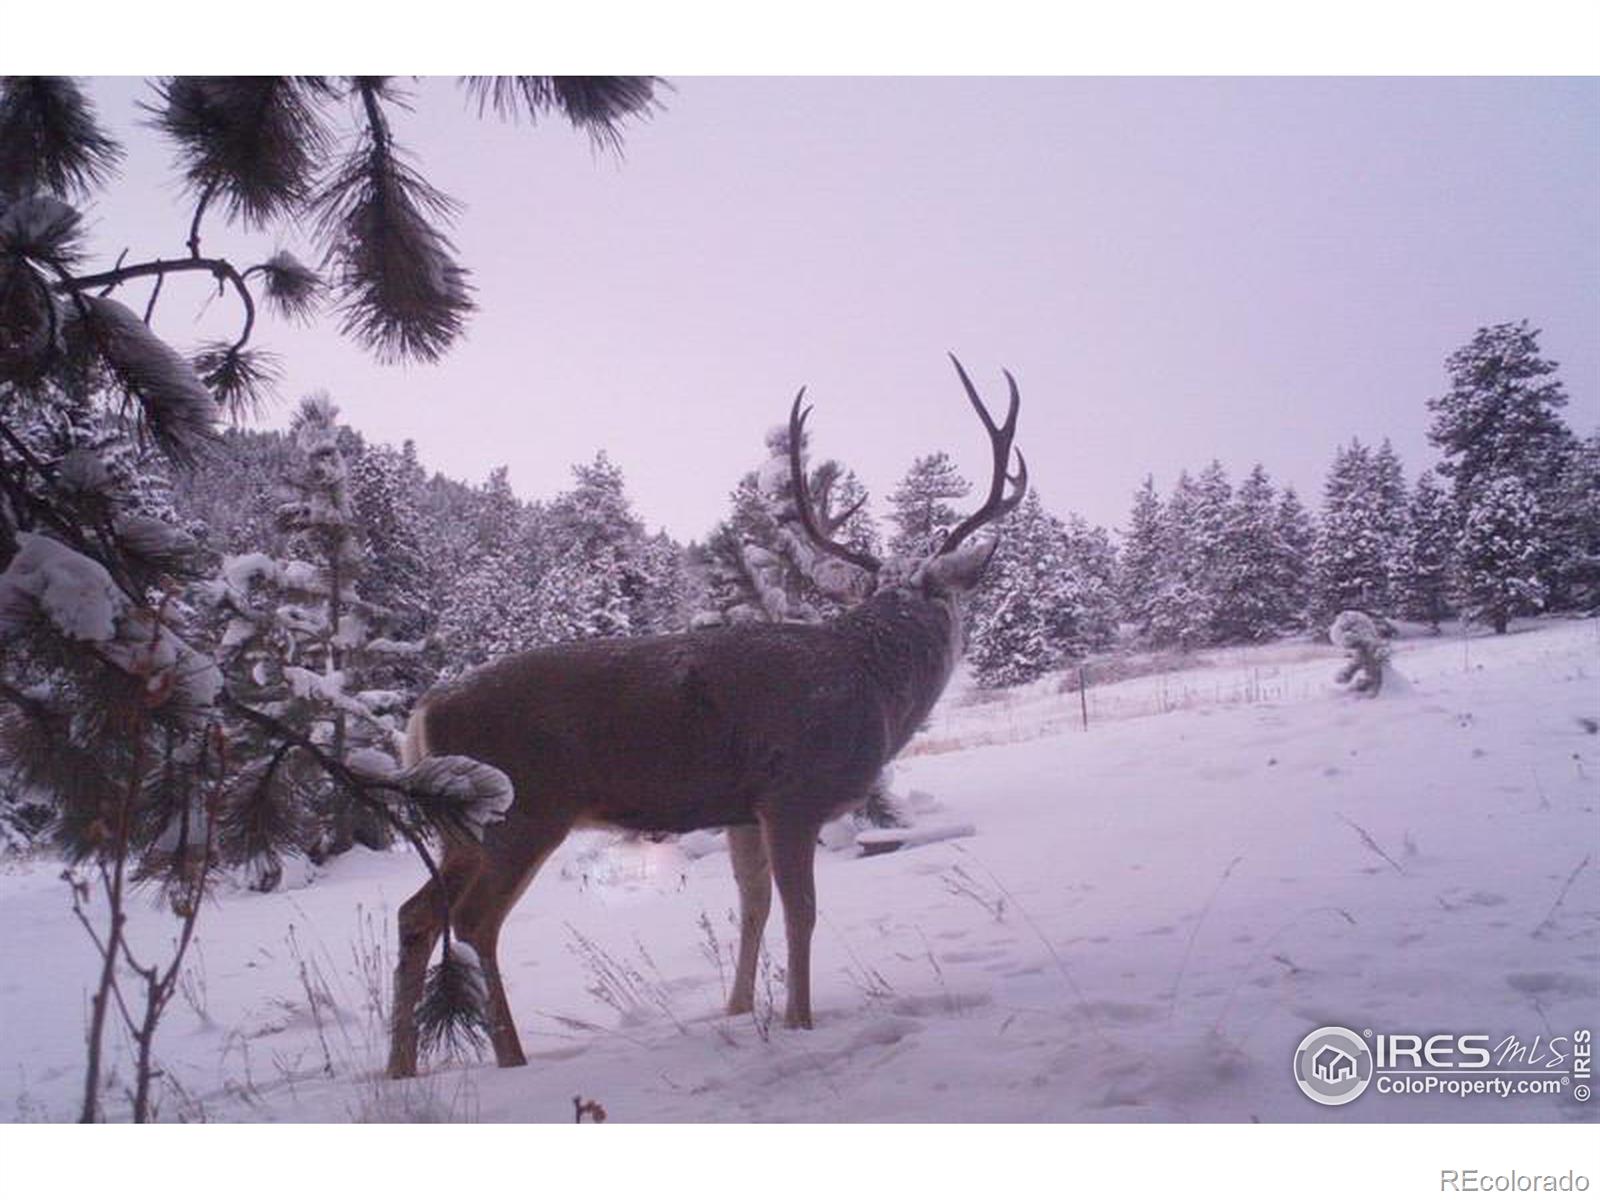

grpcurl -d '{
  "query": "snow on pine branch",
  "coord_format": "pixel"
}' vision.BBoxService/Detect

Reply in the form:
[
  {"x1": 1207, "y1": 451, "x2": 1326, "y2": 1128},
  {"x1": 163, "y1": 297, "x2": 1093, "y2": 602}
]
[
  {"x1": 0, "y1": 531, "x2": 124, "y2": 642},
  {"x1": 0, "y1": 532, "x2": 222, "y2": 713},
  {"x1": 347, "y1": 752, "x2": 514, "y2": 843}
]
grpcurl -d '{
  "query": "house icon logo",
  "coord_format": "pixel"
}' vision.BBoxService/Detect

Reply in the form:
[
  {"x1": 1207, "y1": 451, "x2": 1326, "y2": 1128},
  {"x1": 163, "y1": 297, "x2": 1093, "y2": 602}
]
[{"x1": 1294, "y1": 1026, "x2": 1373, "y2": 1105}]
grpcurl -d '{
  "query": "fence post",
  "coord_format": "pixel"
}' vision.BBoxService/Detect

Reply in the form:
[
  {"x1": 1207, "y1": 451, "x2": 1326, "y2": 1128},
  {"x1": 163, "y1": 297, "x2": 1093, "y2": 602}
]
[{"x1": 1079, "y1": 665, "x2": 1089, "y2": 732}]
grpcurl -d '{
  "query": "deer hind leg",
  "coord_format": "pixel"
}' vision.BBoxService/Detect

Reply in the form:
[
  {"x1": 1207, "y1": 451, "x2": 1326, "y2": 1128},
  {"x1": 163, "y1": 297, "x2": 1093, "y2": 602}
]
[
  {"x1": 388, "y1": 849, "x2": 482, "y2": 1079},
  {"x1": 726, "y1": 823, "x2": 771, "y2": 1016},
  {"x1": 448, "y1": 820, "x2": 571, "y2": 1069},
  {"x1": 761, "y1": 810, "x2": 823, "y2": 1030}
]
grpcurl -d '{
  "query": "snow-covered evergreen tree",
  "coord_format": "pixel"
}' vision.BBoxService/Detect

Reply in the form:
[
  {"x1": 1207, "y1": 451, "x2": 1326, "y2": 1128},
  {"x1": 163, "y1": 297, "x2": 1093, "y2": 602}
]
[
  {"x1": 1455, "y1": 473, "x2": 1546, "y2": 634},
  {"x1": 1545, "y1": 430, "x2": 1600, "y2": 613},
  {"x1": 1273, "y1": 486, "x2": 1316, "y2": 631},
  {"x1": 1312, "y1": 440, "x2": 1393, "y2": 624},
  {"x1": 1059, "y1": 514, "x2": 1121, "y2": 657},
  {"x1": 632, "y1": 530, "x2": 690, "y2": 634},
  {"x1": 1117, "y1": 476, "x2": 1165, "y2": 641},
  {"x1": 533, "y1": 542, "x2": 633, "y2": 643},
  {"x1": 1370, "y1": 438, "x2": 1411, "y2": 593},
  {"x1": 350, "y1": 441, "x2": 430, "y2": 640},
  {"x1": 1427, "y1": 321, "x2": 1577, "y2": 605},
  {"x1": 1427, "y1": 320, "x2": 1574, "y2": 507},
  {"x1": 886, "y1": 451, "x2": 970, "y2": 559},
  {"x1": 1394, "y1": 470, "x2": 1455, "y2": 631},
  {"x1": 537, "y1": 452, "x2": 683, "y2": 644},
  {"x1": 0, "y1": 381, "x2": 220, "y2": 869},
  {"x1": 1142, "y1": 464, "x2": 1231, "y2": 649},
  {"x1": 1145, "y1": 471, "x2": 1210, "y2": 650},
  {"x1": 204, "y1": 395, "x2": 420, "y2": 868},
  {"x1": 435, "y1": 467, "x2": 541, "y2": 670},
  {"x1": 969, "y1": 493, "x2": 1114, "y2": 686},
  {"x1": 698, "y1": 425, "x2": 877, "y2": 628},
  {"x1": 0, "y1": 74, "x2": 647, "y2": 1107},
  {"x1": 1214, "y1": 464, "x2": 1292, "y2": 643}
]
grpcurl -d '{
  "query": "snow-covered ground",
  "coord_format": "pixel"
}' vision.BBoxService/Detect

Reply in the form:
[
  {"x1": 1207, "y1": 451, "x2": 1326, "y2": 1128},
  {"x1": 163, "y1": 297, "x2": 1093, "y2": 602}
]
[{"x1": 2, "y1": 619, "x2": 1596, "y2": 1123}]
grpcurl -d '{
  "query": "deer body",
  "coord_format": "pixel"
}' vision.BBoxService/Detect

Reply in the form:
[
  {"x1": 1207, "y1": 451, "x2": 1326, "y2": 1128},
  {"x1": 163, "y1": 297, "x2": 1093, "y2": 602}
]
[
  {"x1": 387, "y1": 357, "x2": 1024, "y2": 1078},
  {"x1": 418, "y1": 589, "x2": 961, "y2": 836}
]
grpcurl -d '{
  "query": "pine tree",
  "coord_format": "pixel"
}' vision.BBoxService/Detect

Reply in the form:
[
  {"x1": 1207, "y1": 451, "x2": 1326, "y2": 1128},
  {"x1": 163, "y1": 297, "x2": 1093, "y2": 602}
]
[
  {"x1": 1312, "y1": 440, "x2": 1392, "y2": 623},
  {"x1": 1273, "y1": 487, "x2": 1316, "y2": 631},
  {"x1": 1546, "y1": 430, "x2": 1600, "y2": 613},
  {"x1": 0, "y1": 74, "x2": 648, "y2": 1116},
  {"x1": 207, "y1": 395, "x2": 417, "y2": 865},
  {"x1": 435, "y1": 467, "x2": 542, "y2": 670},
  {"x1": 632, "y1": 530, "x2": 689, "y2": 634},
  {"x1": 1215, "y1": 464, "x2": 1289, "y2": 643},
  {"x1": 886, "y1": 451, "x2": 970, "y2": 559},
  {"x1": 350, "y1": 442, "x2": 430, "y2": 639},
  {"x1": 1145, "y1": 464, "x2": 1231, "y2": 648},
  {"x1": 1117, "y1": 476, "x2": 1165, "y2": 640},
  {"x1": 1146, "y1": 471, "x2": 1210, "y2": 649},
  {"x1": 1370, "y1": 438, "x2": 1411, "y2": 597},
  {"x1": 1455, "y1": 474, "x2": 1546, "y2": 634},
  {"x1": 968, "y1": 493, "x2": 1111, "y2": 686},
  {"x1": 536, "y1": 451, "x2": 681, "y2": 644},
  {"x1": 1394, "y1": 470, "x2": 1455, "y2": 630},
  {"x1": 698, "y1": 424, "x2": 877, "y2": 628},
  {"x1": 1060, "y1": 515, "x2": 1120, "y2": 657},
  {"x1": 1427, "y1": 321, "x2": 1574, "y2": 506},
  {"x1": 533, "y1": 542, "x2": 632, "y2": 643}
]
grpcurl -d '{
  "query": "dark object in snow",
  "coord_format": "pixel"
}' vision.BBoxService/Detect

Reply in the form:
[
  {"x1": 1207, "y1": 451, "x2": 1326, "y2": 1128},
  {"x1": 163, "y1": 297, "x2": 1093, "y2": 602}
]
[
  {"x1": 387, "y1": 357, "x2": 1028, "y2": 1079},
  {"x1": 856, "y1": 822, "x2": 977, "y2": 857},
  {"x1": 1330, "y1": 610, "x2": 1391, "y2": 696}
]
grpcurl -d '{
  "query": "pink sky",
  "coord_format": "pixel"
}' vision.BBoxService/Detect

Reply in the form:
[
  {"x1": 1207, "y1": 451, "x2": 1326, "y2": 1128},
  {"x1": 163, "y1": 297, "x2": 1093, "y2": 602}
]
[{"x1": 80, "y1": 76, "x2": 1599, "y2": 540}]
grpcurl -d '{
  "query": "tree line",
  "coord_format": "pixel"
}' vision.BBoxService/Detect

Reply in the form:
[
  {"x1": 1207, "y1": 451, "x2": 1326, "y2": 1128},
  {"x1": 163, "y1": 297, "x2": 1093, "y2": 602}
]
[{"x1": 1117, "y1": 321, "x2": 1596, "y2": 657}]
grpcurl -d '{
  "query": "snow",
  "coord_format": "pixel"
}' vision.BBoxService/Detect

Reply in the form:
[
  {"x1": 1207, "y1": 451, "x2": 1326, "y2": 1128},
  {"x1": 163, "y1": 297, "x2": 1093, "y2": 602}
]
[
  {"x1": 0, "y1": 532, "x2": 124, "y2": 642},
  {"x1": 220, "y1": 552, "x2": 279, "y2": 594},
  {"x1": 1, "y1": 618, "x2": 1594, "y2": 1123}
]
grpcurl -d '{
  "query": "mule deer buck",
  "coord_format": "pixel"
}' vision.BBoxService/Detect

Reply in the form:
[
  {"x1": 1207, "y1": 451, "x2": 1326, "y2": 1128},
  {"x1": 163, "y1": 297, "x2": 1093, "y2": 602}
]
[{"x1": 387, "y1": 355, "x2": 1026, "y2": 1077}]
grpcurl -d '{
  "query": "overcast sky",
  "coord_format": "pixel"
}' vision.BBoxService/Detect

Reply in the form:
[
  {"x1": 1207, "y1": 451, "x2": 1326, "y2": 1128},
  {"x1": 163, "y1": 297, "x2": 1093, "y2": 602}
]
[{"x1": 79, "y1": 76, "x2": 1599, "y2": 541}]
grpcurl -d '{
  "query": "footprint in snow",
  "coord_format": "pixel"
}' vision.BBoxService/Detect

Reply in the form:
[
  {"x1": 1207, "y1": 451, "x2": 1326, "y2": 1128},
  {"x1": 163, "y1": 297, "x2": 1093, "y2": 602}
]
[
  {"x1": 940, "y1": 947, "x2": 1007, "y2": 964},
  {"x1": 1506, "y1": 972, "x2": 1597, "y2": 1000}
]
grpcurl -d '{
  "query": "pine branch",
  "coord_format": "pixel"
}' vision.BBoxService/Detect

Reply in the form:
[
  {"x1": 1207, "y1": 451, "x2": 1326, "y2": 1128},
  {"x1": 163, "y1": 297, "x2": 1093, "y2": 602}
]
[{"x1": 0, "y1": 77, "x2": 123, "y2": 200}]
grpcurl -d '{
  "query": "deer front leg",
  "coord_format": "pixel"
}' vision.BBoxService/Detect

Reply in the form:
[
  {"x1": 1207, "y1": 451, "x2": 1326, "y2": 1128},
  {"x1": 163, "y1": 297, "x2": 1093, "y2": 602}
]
[
  {"x1": 726, "y1": 823, "x2": 771, "y2": 1016},
  {"x1": 449, "y1": 830, "x2": 567, "y2": 1069},
  {"x1": 762, "y1": 811, "x2": 822, "y2": 1030}
]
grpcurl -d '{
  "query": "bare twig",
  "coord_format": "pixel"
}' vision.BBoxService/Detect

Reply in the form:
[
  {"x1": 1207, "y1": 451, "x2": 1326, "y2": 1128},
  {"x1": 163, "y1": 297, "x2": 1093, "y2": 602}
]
[
  {"x1": 1335, "y1": 812, "x2": 1405, "y2": 875},
  {"x1": 1532, "y1": 854, "x2": 1591, "y2": 939}
]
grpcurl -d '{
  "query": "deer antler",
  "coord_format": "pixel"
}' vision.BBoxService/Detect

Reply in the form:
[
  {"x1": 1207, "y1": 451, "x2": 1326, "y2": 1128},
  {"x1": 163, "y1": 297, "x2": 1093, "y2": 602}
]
[
  {"x1": 936, "y1": 354, "x2": 1028, "y2": 555},
  {"x1": 787, "y1": 388, "x2": 882, "y2": 575}
]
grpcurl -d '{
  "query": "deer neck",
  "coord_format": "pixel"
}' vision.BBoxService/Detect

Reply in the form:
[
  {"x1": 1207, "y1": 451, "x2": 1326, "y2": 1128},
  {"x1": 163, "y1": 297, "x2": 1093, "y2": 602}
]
[{"x1": 834, "y1": 585, "x2": 963, "y2": 753}]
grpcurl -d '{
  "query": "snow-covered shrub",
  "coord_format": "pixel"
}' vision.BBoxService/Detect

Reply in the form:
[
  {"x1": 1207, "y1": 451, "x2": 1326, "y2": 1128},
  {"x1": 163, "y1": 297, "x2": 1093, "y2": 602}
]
[{"x1": 1329, "y1": 609, "x2": 1391, "y2": 696}]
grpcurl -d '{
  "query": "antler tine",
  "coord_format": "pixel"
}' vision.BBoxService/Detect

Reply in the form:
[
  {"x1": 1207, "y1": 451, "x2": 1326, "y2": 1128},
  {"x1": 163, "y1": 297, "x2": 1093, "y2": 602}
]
[
  {"x1": 832, "y1": 489, "x2": 870, "y2": 534},
  {"x1": 787, "y1": 388, "x2": 882, "y2": 575},
  {"x1": 937, "y1": 357, "x2": 1028, "y2": 556}
]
